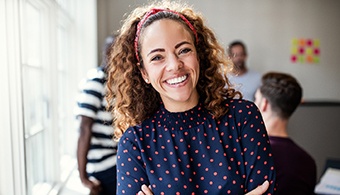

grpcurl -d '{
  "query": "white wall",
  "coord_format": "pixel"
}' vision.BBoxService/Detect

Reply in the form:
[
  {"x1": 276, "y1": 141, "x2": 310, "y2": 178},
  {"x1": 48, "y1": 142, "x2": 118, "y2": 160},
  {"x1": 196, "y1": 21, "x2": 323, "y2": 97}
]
[{"x1": 98, "y1": 0, "x2": 340, "y2": 101}]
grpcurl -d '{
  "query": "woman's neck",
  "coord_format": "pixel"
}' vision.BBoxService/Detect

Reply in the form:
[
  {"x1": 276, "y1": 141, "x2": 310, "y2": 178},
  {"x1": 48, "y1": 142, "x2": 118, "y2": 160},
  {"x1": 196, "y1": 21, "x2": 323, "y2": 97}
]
[{"x1": 162, "y1": 92, "x2": 200, "y2": 113}]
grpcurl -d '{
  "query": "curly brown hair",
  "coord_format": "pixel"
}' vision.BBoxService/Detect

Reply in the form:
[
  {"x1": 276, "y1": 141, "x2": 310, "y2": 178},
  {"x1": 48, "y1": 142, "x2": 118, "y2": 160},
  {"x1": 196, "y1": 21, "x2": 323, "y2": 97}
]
[{"x1": 106, "y1": 1, "x2": 240, "y2": 139}]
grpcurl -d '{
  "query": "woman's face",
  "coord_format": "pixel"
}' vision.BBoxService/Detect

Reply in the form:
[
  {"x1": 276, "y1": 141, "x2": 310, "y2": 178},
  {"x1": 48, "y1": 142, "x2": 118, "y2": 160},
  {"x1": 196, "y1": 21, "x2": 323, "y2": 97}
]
[{"x1": 139, "y1": 19, "x2": 200, "y2": 112}]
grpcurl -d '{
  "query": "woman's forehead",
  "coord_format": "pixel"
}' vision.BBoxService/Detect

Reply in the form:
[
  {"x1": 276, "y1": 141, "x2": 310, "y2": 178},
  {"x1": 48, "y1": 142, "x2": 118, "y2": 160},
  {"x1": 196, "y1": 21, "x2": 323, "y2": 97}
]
[{"x1": 140, "y1": 19, "x2": 194, "y2": 48}]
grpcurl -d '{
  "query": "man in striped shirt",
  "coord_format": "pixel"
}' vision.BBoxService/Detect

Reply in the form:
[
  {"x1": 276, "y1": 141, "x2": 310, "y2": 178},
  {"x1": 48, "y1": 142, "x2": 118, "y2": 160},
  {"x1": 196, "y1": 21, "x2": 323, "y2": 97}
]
[{"x1": 75, "y1": 35, "x2": 117, "y2": 195}]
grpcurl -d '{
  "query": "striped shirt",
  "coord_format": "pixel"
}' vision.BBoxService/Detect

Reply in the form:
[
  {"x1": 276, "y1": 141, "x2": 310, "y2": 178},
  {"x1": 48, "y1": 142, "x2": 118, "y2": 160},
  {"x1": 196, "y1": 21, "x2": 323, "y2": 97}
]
[{"x1": 75, "y1": 67, "x2": 117, "y2": 173}]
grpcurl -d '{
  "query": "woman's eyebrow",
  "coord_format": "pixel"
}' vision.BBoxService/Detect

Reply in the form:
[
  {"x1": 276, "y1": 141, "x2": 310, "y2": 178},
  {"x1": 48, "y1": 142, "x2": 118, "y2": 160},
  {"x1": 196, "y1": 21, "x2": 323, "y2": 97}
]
[
  {"x1": 175, "y1": 41, "x2": 191, "y2": 49},
  {"x1": 147, "y1": 48, "x2": 165, "y2": 57},
  {"x1": 147, "y1": 41, "x2": 192, "y2": 57}
]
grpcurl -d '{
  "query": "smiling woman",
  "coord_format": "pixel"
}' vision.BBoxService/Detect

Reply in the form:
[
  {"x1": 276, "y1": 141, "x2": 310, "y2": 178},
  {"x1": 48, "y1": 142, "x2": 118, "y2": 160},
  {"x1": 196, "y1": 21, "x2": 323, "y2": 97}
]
[{"x1": 106, "y1": 1, "x2": 277, "y2": 194}]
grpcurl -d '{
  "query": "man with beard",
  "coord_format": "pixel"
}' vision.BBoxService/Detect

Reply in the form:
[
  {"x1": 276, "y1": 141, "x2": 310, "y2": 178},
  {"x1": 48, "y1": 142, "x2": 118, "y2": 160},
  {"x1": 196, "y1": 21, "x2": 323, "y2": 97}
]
[{"x1": 227, "y1": 41, "x2": 261, "y2": 102}]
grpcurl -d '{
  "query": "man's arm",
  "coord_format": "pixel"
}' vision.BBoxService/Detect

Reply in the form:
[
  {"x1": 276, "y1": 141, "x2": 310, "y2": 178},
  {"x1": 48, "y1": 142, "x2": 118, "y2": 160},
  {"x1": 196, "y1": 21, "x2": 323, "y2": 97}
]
[{"x1": 76, "y1": 115, "x2": 101, "y2": 195}]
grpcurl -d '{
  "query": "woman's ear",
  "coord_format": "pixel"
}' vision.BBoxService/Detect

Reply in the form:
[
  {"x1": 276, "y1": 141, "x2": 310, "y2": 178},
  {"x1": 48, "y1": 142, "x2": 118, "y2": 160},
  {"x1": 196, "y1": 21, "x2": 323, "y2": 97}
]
[{"x1": 138, "y1": 65, "x2": 149, "y2": 84}]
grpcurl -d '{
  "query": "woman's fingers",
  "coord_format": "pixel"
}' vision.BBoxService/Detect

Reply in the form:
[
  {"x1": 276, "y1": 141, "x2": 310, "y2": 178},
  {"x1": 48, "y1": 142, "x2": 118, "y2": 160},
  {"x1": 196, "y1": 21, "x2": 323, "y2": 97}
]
[
  {"x1": 245, "y1": 180, "x2": 269, "y2": 195},
  {"x1": 138, "y1": 184, "x2": 153, "y2": 195}
]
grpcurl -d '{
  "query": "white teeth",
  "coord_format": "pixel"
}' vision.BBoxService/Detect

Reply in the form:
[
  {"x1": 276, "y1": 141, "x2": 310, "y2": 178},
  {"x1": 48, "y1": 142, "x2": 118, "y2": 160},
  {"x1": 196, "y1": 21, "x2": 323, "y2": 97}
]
[{"x1": 166, "y1": 75, "x2": 187, "y2": 85}]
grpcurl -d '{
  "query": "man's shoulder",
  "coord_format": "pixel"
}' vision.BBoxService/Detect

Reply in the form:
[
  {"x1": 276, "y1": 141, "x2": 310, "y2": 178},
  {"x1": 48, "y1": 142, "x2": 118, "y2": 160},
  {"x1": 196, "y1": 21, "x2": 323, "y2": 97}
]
[
  {"x1": 86, "y1": 67, "x2": 106, "y2": 80},
  {"x1": 270, "y1": 136, "x2": 316, "y2": 163}
]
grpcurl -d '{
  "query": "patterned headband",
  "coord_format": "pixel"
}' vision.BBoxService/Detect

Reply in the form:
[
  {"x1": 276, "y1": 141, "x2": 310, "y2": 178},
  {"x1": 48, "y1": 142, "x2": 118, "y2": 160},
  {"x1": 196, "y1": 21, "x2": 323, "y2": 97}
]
[{"x1": 134, "y1": 8, "x2": 199, "y2": 63}]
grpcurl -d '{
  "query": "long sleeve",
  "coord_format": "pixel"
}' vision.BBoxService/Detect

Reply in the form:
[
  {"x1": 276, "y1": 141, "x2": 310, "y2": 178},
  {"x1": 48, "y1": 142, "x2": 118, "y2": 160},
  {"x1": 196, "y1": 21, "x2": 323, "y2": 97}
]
[
  {"x1": 234, "y1": 100, "x2": 276, "y2": 194},
  {"x1": 117, "y1": 131, "x2": 150, "y2": 194}
]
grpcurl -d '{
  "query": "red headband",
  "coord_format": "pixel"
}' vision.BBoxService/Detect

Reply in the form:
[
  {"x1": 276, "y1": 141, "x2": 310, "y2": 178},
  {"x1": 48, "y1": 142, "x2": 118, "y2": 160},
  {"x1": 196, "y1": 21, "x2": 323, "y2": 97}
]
[{"x1": 134, "y1": 8, "x2": 199, "y2": 63}]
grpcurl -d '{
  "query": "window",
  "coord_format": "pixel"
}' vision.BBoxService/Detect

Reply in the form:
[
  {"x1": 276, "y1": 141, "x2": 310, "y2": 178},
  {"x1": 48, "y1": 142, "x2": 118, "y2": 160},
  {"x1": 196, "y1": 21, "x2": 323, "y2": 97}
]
[
  {"x1": 0, "y1": 0, "x2": 97, "y2": 194},
  {"x1": 21, "y1": 2, "x2": 53, "y2": 194}
]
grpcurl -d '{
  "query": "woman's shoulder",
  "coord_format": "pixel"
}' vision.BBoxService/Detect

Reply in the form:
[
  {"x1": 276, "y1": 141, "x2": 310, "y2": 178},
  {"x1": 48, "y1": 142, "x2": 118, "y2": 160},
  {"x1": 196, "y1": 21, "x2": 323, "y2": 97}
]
[
  {"x1": 221, "y1": 98, "x2": 261, "y2": 122},
  {"x1": 120, "y1": 114, "x2": 155, "y2": 140},
  {"x1": 223, "y1": 98, "x2": 258, "y2": 111}
]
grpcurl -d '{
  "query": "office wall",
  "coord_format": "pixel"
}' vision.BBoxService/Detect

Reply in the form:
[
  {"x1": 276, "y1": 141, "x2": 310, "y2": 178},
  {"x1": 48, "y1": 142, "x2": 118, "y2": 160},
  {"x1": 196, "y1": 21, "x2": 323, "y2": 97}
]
[
  {"x1": 288, "y1": 104, "x2": 340, "y2": 180},
  {"x1": 98, "y1": 0, "x2": 340, "y2": 101}
]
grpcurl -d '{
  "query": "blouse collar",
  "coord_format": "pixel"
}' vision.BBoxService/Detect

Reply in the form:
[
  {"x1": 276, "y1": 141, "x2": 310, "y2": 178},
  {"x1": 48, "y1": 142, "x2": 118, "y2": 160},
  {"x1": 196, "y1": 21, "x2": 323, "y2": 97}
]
[{"x1": 156, "y1": 101, "x2": 210, "y2": 130}]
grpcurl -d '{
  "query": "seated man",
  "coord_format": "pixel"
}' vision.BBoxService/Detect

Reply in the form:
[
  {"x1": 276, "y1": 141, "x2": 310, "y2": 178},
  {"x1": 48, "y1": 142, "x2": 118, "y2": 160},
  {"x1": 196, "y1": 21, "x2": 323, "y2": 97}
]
[{"x1": 254, "y1": 72, "x2": 317, "y2": 195}]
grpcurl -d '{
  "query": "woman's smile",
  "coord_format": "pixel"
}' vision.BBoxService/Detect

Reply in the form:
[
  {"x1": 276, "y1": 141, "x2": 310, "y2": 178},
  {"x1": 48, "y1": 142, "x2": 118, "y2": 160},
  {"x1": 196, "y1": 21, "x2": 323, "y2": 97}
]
[{"x1": 165, "y1": 74, "x2": 188, "y2": 85}]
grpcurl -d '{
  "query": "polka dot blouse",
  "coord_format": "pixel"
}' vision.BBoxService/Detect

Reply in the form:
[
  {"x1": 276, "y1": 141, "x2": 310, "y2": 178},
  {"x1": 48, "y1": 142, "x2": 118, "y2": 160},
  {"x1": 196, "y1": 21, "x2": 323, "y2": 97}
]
[{"x1": 117, "y1": 99, "x2": 276, "y2": 194}]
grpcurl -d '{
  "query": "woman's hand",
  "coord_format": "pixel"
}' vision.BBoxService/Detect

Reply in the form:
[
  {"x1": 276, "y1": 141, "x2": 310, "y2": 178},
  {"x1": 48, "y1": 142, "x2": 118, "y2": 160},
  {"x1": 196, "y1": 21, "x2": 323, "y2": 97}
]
[
  {"x1": 137, "y1": 184, "x2": 153, "y2": 195},
  {"x1": 245, "y1": 180, "x2": 269, "y2": 195},
  {"x1": 137, "y1": 180, "x2": 269, "y2": 195}
]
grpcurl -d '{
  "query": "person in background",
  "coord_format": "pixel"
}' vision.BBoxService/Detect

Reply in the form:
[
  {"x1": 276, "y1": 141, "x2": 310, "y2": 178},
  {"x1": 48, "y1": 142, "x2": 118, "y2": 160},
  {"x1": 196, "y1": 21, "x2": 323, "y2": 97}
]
[
  {"x1": 227, "y1": 41, "x2": 261, "y2": 102},
  {"x1": 75, "y1": 35, "x2": 117, "y2": 195},
  {"x1": 106, "y1": 1, "x2": 276, "y2": 194},
  {"x1": 254, "y1": 72, "x2": 317, "y2": 194}
]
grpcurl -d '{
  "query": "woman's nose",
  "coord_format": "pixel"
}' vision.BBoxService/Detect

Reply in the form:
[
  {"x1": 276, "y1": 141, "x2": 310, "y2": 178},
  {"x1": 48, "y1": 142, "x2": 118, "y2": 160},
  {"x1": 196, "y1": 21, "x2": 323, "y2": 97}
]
[{"x1": 165, "y1": 54, "x2": 183, "y2": 71}]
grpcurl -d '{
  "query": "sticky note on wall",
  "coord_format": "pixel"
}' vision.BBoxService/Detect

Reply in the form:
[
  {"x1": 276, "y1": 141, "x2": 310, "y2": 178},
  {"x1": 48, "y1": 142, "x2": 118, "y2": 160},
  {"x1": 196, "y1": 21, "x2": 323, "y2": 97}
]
[{"x1": 291, "y1": 38, "x2": 320, "y2": 64}]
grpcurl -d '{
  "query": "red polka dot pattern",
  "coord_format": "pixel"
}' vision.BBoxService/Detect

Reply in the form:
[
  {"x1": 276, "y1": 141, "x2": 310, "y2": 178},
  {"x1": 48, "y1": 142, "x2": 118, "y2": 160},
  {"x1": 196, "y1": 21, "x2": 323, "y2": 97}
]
[{"x1": 117, "y1": 99, "x2": 276, "y2": 194}]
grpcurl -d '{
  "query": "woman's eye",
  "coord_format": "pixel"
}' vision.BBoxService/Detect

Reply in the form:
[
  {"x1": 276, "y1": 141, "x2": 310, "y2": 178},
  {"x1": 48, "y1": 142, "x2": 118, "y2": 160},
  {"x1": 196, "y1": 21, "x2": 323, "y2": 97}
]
[
  {"x1": 179, "y1": 48, "x2": 192, "y2": 55},
  {"x1": 151, "y1": 55, "x2": 163, "y2": 61}
]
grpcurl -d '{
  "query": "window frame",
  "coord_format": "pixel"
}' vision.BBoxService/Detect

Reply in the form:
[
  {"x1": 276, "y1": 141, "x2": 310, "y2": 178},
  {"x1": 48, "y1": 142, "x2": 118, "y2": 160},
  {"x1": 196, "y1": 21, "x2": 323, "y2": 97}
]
[{"x1": 0, "y1": 0, "x2": 98, "y2": 194}]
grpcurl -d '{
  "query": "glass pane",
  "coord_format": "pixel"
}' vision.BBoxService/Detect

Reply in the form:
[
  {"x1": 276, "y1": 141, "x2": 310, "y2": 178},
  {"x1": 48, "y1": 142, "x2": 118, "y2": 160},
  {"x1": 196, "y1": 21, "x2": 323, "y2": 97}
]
[
  {"x1": 23, "y1": 66, "x2": 45, "y2": 137},
  {"x1": 24, "y1": 3, "x2": 42, "y2": 67},
  {"x1": 57, "y1": 24, "x2": 78, "y2": 182},
  {"x1": 56, "y1": 0, "x2": 74, "y2": 17},
  {"x1": 22, "y1": 66, "x2": 47, "y2": 195},
  {"x1": 57, "y1": 26, "x2": 69, "y2": 71},
  {"x1": 22, "y1": 2, "x2": 49, "y2": 195},
  {"x1": 25, "y1": 131, "x2": 47, "y2": 195}
]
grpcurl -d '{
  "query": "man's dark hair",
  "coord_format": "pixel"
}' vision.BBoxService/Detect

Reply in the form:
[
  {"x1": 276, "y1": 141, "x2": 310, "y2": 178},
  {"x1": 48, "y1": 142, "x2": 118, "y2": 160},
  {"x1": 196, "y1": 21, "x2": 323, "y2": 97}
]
[
  {"x1": 228, "y1": 40, "x2": 247, "y2": 55},
  {"x1": 259, "y1": 72, "x2": 302, "y2": 119}
]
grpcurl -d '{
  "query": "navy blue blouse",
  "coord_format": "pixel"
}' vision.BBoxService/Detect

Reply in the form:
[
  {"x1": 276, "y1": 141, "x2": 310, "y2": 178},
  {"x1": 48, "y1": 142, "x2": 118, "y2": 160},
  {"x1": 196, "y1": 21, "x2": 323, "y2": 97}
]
[{"x1": 117, "y1": 99, "x2": 276, "y2": 194}]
